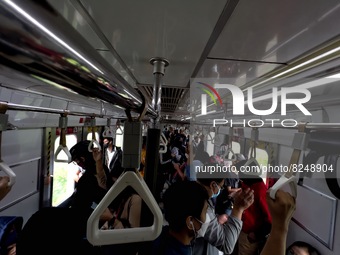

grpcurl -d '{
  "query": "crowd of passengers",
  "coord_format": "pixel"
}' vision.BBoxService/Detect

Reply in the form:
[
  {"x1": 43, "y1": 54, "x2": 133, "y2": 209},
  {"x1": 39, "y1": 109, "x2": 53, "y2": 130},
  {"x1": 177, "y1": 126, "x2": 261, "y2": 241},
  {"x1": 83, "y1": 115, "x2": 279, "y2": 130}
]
[{"x1": 0, "y1": 126, "x2": 321, "y2": 255}]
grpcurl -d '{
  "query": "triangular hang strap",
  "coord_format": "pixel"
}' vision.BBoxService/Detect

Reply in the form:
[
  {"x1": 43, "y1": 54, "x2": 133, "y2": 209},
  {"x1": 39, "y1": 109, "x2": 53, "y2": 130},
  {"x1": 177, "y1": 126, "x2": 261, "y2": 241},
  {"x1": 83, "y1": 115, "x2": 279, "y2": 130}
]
[{"x1": 86, "y1": 171, "x2": 163, "y2": 245}]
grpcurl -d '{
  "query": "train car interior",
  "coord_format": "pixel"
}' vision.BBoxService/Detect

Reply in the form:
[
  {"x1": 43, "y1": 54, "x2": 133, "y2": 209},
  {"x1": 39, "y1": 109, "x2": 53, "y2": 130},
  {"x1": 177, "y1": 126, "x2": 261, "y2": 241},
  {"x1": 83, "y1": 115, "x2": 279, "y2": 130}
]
[{"x1": 0, "y1": 0, "x2": 340, "y2": 254}]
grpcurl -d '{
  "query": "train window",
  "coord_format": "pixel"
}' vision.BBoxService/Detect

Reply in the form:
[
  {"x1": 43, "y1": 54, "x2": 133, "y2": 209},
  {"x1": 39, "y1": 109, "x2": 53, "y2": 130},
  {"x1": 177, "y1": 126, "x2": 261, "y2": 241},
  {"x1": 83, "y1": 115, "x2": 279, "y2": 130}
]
[
  {"x1": 206, "y1": 132, "x2": 215, "y2": 156},
  {"x1": 86, "y1": 132, "x2": 99, "y2": 142},
  {"x1": 52, "y1": 134, "x2": 78, "y2": 206},
  {"x1": 115, "y1": 126, "x2": 124, "y2": 149},
  {"x1": 232, "y1": 141, "x2": 240, "y2": 153},
  {"x1": 248, "y1": 147, "x2": 268, "y2": 182}
]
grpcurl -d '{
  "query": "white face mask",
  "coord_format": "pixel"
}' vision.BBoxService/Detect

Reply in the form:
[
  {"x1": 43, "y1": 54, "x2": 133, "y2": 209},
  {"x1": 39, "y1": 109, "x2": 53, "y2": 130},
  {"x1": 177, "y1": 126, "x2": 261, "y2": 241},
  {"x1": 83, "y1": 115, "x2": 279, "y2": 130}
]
[{"x1": 197, "y1": 213, "x2": 211, "y2": 237}]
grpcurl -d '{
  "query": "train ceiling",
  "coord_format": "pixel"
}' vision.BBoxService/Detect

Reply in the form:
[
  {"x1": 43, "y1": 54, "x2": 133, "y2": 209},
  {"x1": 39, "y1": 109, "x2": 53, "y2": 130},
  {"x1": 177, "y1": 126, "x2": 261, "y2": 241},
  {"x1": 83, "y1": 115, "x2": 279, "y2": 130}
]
[{"x1": 2, "y1": 0, "x2": 340, "y2": 122}]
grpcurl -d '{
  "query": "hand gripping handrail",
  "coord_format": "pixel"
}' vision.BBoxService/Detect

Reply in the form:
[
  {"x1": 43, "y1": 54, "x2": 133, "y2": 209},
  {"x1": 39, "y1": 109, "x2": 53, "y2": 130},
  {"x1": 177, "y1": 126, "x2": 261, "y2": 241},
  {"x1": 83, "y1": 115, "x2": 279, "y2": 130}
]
[
  {"x1": 159, "y1": 132, "x2": 168, "y2": 154},
  {"x1": 115, "y1": 120, "x2": 124, "y2": 136},
  {"x1": 55, "y1": 115, "x2": 72, "y2": 163},
  {"x1": 0, "y1": 111, "x2": 16, "y2": 186},
  {"x1": 269, "y1": 123, "x2": 309, "y2": 199},
  {"x1": 87, "y1": 171, "x2": 163, "y2": 245},
  {"x1": 0, "y1": 161, "x2": 16, "y2": 187},
  {"x1": 88, "y1": 117, "x2": 101, "y2": 152},
  {"x1": 244, "y1": 128, "x2": 262, "y2": 176}
]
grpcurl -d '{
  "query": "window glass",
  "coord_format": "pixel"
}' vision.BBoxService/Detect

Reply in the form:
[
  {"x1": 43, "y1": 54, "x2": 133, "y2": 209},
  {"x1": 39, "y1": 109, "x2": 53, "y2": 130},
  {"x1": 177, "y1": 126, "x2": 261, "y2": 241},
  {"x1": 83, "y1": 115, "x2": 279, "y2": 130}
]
[
  {"x1": 248, "y1": 147, "x2": 268, "y2": 182},
  {"x1": 52, "y1": 134, "x2": 77, "y2": 206},
  {"x1": 115, "y1": 126, "x2": 124, "y2": 149},
  {"x1": 231, "y1": 141, "x2": 240, "y2": 153},
  {"x1": 86, "y1": 132, "x2": 99, "y2": 142}
]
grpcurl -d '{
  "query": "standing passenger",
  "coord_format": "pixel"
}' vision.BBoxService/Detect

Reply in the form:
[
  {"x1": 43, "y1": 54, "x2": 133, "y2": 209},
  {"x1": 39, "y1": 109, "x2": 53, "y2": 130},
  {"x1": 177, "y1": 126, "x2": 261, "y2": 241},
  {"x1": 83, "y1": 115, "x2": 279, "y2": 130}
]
[
  {"x1": 68, "y1": 140, "x2": 107, "y2": 219},
  {"x1": 152, "y1": 181, "x2": 209, "y2": 255},
  {"x1": 103, "y1": 133, "x2": 123, "y2": 185},
  {"x1": 194, "y1": 164, "x2": 255, "y2": 255}
]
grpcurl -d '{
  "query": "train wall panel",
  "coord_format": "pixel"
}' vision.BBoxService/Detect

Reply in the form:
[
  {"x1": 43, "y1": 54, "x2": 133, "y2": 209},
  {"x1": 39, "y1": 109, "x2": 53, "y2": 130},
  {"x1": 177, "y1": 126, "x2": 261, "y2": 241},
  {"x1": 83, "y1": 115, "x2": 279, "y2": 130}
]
[
  {"x1": 0, "y1": 160, "x2": 39, "y2": 209},
  {"x1": 0, "y1": 193, "x2": 40, "y2": 225},
  {"x1": 2, "y1": 129, "x2": 43, "y2": 165}
]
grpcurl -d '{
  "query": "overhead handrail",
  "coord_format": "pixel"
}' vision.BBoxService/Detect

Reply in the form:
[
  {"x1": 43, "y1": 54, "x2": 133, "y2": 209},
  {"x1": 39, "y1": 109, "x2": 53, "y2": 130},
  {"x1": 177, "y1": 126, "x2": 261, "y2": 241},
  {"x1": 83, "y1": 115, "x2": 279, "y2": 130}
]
[
  {"x1": 159, "y1": 132, "x2": 168, "y2": 154},
  {"x1": 102, "y1": 118, "x2": 115, "y2": 139},
  {"x1": 0, "y1": 112, "x2": 16, "y2": 187},
  {"x1": 115, "y1": 120, "x2": 124, "y2": 136},
  {"x1": 55, "y1": 114, "x2": 72, "y2": 163},
  {"x1": 206, "y1": 132, "x2": 215, "y2": 145},
  {"x1": 243, "y1": 128, "x2": 262, "y2": 176},
  {"x1": 270, "y1": 123, "x2": 309, "y2": 199},
  {"x1": 87, "y1": 170, "x2": 163, "y2": 245},
  {"x1": 88, "y1": 117, "x2": 101, "y2": 152},
  {"x1": 225, "y1": 127, "x2": 236, "y2": 160}
]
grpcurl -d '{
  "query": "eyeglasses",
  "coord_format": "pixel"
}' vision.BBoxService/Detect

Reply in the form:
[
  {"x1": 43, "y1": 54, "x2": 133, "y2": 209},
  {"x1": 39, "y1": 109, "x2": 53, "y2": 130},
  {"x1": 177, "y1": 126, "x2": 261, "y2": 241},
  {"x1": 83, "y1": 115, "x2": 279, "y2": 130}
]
[{"x1": 72, "y1": 158, "x2": 82, "y2": 166}]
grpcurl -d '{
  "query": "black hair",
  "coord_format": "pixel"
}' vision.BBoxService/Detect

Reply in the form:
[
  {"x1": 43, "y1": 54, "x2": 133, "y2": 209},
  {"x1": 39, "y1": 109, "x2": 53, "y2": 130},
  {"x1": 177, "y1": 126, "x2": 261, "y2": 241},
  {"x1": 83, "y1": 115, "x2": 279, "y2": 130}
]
[
  {"x1": 286, "y1": 241, "x2": 321, "y2": 255},
  {"x1": 194, "y1": 151, "x2": 210, "y2": 164},
  {"x1": 69, "y1": 140, "x2": 96, "y2": 174},
  {"x1": 235, "y1": 160, "x2": 263, "y2": 185},
  {"x1": 163, "y1": 181, "x2": 208, "y2": 232},
  {"x1": 196, "y1": 162, "x2": 224, "y2": 187}
]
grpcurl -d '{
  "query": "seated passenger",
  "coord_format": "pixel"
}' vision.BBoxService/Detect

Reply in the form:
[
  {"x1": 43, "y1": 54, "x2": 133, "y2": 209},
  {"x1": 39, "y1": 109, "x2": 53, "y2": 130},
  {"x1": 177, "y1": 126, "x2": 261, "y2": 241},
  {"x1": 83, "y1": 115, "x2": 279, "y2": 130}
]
[
  {"x1": 152, "y1": 181, "x2": 209, "y2": 255},
  {"x1": 286, "y1": 241, "x2": 321, "y2": 255},
  {"x1": 260, "y1": 189, "x2": 296, "y2": 255},
  {"x1": 0, "y1": 216, "x2": 23, "y2": 255}
]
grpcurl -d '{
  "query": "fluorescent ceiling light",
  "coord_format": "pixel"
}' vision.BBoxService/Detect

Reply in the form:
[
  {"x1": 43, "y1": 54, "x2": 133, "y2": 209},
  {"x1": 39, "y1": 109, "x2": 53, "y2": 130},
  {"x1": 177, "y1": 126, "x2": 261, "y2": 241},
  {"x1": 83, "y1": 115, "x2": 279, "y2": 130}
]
[
  {"x1": 4, "y1": 0, "x2": 104, "y2": 75},
  {"x1": 248, "y1": 46, "x2": 340, "y2": 90}
]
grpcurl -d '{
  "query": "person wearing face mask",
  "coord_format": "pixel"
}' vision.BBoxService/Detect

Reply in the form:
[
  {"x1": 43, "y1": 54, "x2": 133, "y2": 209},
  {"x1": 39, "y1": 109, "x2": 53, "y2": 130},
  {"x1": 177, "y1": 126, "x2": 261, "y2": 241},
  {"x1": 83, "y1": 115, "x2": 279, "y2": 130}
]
[
  {"x1": 152, "y1": 181, "x2": 209, "y2": 255},
  {"x1": 194, "y1": 162, "x2": 255, "y2": 255}
]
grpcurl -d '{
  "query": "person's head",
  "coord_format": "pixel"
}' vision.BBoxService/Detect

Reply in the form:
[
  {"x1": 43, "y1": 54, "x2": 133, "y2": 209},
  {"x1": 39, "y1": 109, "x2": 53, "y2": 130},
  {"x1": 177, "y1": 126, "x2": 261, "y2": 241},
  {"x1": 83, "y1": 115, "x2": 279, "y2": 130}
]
[
  {"x1": 195, "y1": 151, "x2": 210, "y2": 164},
  {"x1": 235, "y1": 160, "x2": 263, "y2": 185},
  {"x1": 69, "y1": 140, "x2": 95, "y2": 174},
  {"x1": 103, "y1": 136, "x2": 114, "y2": 149},
  {"x1": 163, "y1": 181, "x2": 209, "y2": 242},
  {"x1": 286, "y1": 241, "x2": 321, "y2": 255},
  {"x1": 196, "y1": 164, "x2": 225, "y2": 199}
]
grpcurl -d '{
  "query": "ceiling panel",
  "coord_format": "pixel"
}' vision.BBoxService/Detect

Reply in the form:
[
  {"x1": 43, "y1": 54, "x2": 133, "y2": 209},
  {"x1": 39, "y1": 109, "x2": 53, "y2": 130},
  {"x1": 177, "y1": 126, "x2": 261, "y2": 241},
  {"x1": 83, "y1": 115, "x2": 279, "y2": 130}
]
[
  {"x1": 196, "y1": 59, "x2": 282, "y2": 86},
  {"x1": 210, "y1": 0, "x2": 340, "y2": 63},
  {"x1": 80, "y1": 0, "x2": 228, "y2": 86}
]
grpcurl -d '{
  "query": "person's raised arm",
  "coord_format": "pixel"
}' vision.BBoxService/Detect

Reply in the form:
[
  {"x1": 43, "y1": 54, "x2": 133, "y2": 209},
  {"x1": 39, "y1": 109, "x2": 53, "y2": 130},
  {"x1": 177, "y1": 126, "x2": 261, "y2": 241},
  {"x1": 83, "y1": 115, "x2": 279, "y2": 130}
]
[
  {"x1": 231, "y1": 188, "x2": 254, "y2": 220},
  {"x1": 204, "y1": 188, "x2": 254, "y2": 254},
  {"x1": 260, "y1": 189, "x2": 296, "y2": 255},
  {"x1": 92, "y1": 148, "x2": 107, "y2": 190}
]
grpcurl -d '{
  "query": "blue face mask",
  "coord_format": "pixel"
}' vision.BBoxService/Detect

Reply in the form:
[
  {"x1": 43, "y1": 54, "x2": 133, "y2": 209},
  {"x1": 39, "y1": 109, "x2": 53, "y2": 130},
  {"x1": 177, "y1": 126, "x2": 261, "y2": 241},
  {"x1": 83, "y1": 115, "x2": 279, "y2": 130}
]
[{"x1": 211, "y1": 183, "x2": 221, "y2": 198}]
